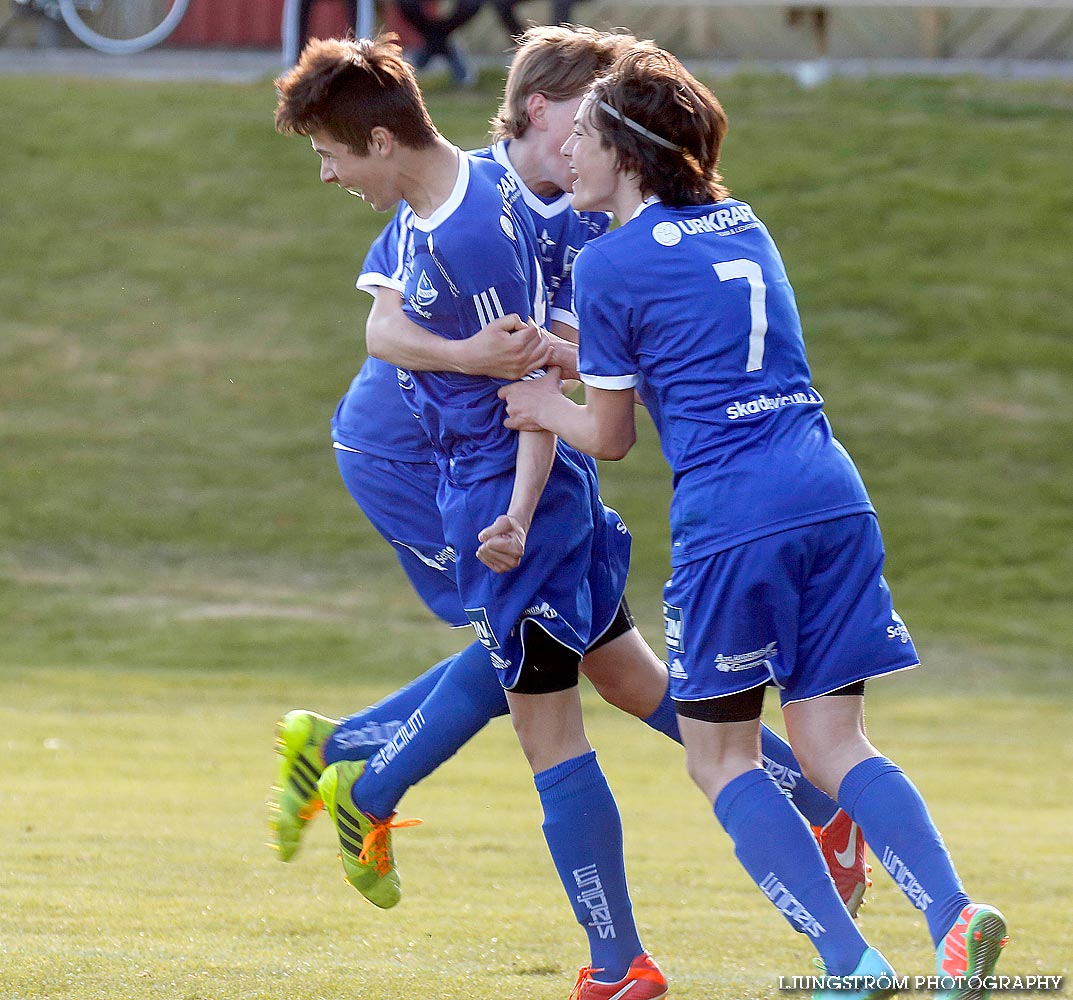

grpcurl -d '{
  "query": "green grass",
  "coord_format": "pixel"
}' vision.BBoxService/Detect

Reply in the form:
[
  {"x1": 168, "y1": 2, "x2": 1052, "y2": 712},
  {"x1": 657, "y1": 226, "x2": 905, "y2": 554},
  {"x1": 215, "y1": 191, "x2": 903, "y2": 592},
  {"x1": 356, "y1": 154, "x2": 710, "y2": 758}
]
[
  {"x1": 3, "y1": 664, "x2": 1069, "y2": 999},
  {"x1": 2, "y1": 68, "x2": 1072, "y2": 997}
]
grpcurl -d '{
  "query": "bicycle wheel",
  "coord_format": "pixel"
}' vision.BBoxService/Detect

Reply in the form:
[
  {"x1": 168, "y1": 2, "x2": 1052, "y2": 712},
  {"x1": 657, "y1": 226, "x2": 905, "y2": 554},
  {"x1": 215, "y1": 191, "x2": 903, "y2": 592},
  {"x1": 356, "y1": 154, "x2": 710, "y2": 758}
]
[{"x1": 58, "y1": 0, "x2": 189, "y2": 55}]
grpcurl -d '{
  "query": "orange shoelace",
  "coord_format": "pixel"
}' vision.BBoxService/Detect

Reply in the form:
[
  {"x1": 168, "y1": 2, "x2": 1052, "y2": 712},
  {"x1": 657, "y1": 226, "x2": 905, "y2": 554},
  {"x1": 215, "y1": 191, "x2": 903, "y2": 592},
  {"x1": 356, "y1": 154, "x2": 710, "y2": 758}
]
[
  {"x1": 357, "y1": 813, "x2": 423, "y2": 875},
  {"x1": 568, "y1": 964, "x2": 606, "y2": 1000}
]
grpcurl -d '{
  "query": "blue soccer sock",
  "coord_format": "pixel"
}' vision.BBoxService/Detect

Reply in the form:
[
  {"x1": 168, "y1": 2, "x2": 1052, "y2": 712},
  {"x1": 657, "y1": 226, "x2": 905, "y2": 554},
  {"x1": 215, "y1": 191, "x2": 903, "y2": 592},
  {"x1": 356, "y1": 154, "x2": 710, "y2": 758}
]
[
  {"x1": 535, "y1": 751, "x2": 644, "y2": 982},
  {"x1": 348, "y1": 641, "x2": 508, "y2": 819},
  {"x1": 324, "y1": 658, "x2": 452, "y2": 765},
  {"x1": 760, "y1": 725, "x2": 839, "y2": 828},
  {"x1": 715, "y1": 768, "x2": 868, "y2": 976},
  {"x1": 641, "y1": 686, "x2": 681, "y2": 743},
  {"x1": 839, "y1": 756, "x2": 970, "y2": 946}
]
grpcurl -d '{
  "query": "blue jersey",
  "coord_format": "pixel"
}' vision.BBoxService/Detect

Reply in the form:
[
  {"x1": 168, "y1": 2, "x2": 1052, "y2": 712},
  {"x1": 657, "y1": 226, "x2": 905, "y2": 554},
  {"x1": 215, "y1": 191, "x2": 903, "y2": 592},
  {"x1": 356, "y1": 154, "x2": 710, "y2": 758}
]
[
  {"x1": 331, "y1": 356, "x2": 434, "y2": 464},
  {"x1": 338, "y1": 207, "x2": 437, "y2": 465},
  {"x1": 336, "y1": 148, "x2": 630, "y2": 662},
  {"x1": 347, "y1": 144, "x2": 609, "y2": 469},
  {"x1": 391, "y1": 150, "x2": 548, "y2": 486},
  {"x1": 471, "y1": 141, "x2": 610, "y2": 330},
  {"x1": 577, "y1": 197, "x2": 873, "y2": 567}
]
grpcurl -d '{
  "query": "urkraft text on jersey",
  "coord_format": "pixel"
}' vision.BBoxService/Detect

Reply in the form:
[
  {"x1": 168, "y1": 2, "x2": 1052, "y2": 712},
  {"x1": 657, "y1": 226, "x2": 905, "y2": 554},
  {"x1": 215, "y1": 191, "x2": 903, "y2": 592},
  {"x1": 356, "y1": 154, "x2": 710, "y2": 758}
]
[{"x1": 676, "y1": 203, "x2": 760, "y2": 236}]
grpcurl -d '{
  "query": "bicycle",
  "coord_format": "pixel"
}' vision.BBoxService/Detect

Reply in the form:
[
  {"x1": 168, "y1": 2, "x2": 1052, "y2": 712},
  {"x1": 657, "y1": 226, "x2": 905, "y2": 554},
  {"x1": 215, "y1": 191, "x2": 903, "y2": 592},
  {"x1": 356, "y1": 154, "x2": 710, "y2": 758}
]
[{"x1": 10, "y1": 0, "x2": 190, "y2": 55}]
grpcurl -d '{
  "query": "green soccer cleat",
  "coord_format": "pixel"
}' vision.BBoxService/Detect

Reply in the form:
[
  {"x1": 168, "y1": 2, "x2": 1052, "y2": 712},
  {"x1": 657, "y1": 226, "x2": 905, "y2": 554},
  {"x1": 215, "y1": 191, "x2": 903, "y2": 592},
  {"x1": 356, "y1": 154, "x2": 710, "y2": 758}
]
[
  {"x1": 934, "y1": 903, "x2": 1009, "y2": 1000},
  {"x1": 316, "y1": 759, "x2": 422, "y2": 910},
  {"x1": 269, "y1": 709, "x2": 338, "y2": 861}
]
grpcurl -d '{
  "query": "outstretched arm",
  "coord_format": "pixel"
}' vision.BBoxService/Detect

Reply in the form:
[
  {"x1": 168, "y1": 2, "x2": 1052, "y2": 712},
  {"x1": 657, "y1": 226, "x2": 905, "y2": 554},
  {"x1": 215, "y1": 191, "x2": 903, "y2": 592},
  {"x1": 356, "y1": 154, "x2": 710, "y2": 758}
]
[
  {"x1": 500, "y1": 368, "x2": 637, "y2": 461},
  {"x1": 365, "y1": 288, "x2": 552, "y2": 380},
  {"x1": 480, "y1": 367, "x2": 639, "y2": 571},
  {"x1": 476, "y1": 426, "x2": 556, "y2": 573}
]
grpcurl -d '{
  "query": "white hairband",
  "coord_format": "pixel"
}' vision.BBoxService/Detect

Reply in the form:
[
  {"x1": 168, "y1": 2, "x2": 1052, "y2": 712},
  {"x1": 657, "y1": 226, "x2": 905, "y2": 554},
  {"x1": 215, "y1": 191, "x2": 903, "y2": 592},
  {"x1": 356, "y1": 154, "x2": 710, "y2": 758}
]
[{"x1": 596, "y1": 98, "x2": 688, "y2": 154}]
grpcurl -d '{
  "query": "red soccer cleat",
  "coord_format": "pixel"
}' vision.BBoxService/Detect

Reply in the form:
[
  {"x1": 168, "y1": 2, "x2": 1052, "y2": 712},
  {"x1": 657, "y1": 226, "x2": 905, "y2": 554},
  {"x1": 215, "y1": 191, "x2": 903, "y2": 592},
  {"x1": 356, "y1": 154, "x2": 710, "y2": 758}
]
[
  {"x1": 813, "y1": 809, "x2": 871, "y2": 918},
  {"x1": 569, "y1": 952, "x2": 668, "y2": 1000}
]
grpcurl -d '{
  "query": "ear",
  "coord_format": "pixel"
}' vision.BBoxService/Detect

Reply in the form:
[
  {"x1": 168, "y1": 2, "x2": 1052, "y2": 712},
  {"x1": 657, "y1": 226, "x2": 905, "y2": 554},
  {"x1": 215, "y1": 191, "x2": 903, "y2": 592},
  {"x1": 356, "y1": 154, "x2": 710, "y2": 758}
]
[
  {"x1": 525, "y1": 92, "x2": 548, "y2": 131},
  {"x1": 369, "y1": 126, "x2": 393, "y2": 156}
]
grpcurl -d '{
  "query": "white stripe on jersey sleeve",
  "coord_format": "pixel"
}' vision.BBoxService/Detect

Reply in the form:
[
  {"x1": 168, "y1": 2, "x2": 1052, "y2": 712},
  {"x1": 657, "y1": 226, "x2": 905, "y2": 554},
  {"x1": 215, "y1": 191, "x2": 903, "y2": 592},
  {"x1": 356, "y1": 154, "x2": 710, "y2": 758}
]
[
  {"x1": 473, "y1": 287, "x2": 509, "y2": 328},
  {"x1": 356, "y1": 272, "x2": 406, "y2": 295},
  {"x1": 580, "y1": 372, "x2": 640, "y2": 390},
  {"x1": 473, "y1": 290, "x2": 491, "y2": 327},
  {"x1": 548, "y1": 306, "x2": 579, "y2": 331},
  {"x1": 485, "y1": 286, "x2": 505, "y2": 319}
]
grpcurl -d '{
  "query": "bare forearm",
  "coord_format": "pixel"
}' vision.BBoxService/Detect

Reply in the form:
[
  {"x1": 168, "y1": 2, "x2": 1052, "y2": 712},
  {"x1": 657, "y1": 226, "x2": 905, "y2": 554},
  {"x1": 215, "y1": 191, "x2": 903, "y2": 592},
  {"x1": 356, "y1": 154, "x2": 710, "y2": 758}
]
[
  {"x1": 508, "y1": 428, "x2": 556, "y2": 530},
  {"x1": 546, "y1": 320, "x2": 580, "y2": 380},
  {"x1": 365, "y1": 293, "x2": 549, "y2": 378},
  {"x1": 529, "y1": 392, "x2": 632, "y2": 461},
  {"x1": 501, "y1": 377, "x2": 637, "y2": 461},
  {"x1": 366, "y1": 307, "x2": 472, "y2": 373},
  {"x1": 475, "y1": 427, "x2": 555, "y2": 573}
]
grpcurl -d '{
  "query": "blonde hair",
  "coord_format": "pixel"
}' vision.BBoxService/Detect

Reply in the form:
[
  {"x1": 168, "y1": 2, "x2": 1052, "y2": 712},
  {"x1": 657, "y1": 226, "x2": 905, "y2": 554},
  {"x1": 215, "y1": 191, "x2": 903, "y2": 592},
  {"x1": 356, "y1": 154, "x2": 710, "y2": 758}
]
[{"x1": 490, "y1": 24, "x2": 637, "y2": 141}]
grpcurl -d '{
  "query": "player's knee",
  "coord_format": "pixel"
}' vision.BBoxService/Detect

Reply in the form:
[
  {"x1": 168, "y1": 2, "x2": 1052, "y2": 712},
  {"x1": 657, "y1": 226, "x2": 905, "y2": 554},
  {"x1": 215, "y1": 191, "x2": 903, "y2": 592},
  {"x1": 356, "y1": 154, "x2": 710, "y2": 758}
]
[
  {"x1": 786, "y1": 680, "x2": 870, "y2": 794},
  {"x1": 675, "y1": 689, "x2": 766, "y2": 800},
  {"x1": 682, "y1": 743, "x2": 758, "y2": 804},
  {"x1": 792, "y1": 747, "x2": 835, "y2": 797}
]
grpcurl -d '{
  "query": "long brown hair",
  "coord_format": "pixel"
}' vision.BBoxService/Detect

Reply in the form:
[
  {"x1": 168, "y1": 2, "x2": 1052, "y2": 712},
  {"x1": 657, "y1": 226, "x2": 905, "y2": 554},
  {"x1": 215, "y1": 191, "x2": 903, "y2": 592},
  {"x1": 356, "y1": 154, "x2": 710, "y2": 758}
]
[{"x1": 588, "y1": 45, "x2": 730, "y2": 206}]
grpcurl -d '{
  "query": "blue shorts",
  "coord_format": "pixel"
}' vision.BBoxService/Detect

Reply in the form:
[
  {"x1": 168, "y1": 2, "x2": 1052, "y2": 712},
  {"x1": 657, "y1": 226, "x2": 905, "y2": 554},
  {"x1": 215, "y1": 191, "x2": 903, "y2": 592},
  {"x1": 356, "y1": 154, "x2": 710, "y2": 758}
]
[
  {"x1": 334, "y1": 444, "x2": 467, "y2": 627},
  {"x1": 562, "y1": 446, "x2": 632, "y2": 650},
  {"x1": 442, "y1": 446, "x2": 631, "y2": 691},
  {"x1": 663, "y1": 513, "x2": 919, "y2": 706}
]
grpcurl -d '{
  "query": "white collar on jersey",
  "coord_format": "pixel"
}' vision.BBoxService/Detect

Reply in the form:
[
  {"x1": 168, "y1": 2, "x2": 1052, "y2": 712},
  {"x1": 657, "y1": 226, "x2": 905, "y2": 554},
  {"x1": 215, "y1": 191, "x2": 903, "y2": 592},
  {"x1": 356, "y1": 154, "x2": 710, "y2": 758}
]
[
  {"x1": 409, "y1": 145, "x2": 466, "y2": 233},
  {"x1": 628, "y1": 195, "x2": 662, "y2": 222}
]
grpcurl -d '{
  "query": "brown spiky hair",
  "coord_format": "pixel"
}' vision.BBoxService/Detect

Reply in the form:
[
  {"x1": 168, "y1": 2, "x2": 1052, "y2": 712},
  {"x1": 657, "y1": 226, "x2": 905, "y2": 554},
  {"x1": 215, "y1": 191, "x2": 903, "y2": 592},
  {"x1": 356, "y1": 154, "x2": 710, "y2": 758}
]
[
  {"x1": 490, "y1": 24, "x2": 637, "y2": 141},
  {"x1": 274, "y1": 34, "x2": 438, "y2": 153},
  {"x1": 588, "y1": 44, "x2": 730, "y2": 207}
]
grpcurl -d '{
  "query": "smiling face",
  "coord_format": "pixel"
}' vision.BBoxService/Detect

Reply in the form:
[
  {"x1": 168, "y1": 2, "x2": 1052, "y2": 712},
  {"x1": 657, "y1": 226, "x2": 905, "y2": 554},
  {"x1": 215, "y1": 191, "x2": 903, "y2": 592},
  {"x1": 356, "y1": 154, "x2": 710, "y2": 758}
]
[
  {"x1": 559, "y1": 97, "x2": 623, "y2": 214},
  {"x1": 309, "y1": 129, "x2": 399, "y2": 213}
]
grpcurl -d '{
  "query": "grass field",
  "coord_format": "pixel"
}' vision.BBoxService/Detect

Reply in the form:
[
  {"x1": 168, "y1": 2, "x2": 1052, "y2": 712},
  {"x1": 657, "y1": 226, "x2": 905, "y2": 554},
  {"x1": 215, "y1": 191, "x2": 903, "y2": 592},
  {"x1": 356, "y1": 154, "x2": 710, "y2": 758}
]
[{"x1": 2, "y1": 65, "x2": 1072, "y2": 999}]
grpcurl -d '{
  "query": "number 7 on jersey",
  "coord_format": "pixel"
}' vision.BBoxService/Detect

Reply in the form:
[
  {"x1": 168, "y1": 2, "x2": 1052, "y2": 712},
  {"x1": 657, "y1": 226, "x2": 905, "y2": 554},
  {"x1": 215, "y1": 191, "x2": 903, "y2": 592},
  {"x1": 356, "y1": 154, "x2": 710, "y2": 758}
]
[{"x1": 714, "y1": 258, "x2": 768, "y2": 372}]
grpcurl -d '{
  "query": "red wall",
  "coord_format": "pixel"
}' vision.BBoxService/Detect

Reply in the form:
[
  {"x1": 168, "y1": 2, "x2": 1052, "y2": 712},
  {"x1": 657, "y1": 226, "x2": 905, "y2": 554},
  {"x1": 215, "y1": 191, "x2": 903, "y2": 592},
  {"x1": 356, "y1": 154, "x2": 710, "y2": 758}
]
[{"x1": 168, "y1": 0, "x2": 421, "y2": 49}]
